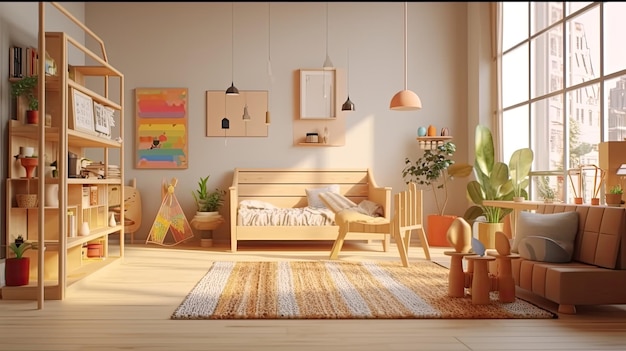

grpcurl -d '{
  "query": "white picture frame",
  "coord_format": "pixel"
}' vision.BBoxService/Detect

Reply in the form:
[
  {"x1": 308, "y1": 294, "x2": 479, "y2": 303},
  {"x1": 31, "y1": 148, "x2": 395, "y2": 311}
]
[
  {"x1": 94, "y1": 102, "x2": 112, "y2": 135},
  {"x1": 300, "y1": 69, "x2": 336, "y2": 119},
  {"x1": 70, "y1": 89, "x2": 95, "y2": 133}
]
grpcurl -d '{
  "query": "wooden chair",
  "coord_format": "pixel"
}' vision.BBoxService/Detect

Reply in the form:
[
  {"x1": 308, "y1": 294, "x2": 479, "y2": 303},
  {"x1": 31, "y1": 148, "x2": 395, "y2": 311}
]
[
  {"x1": 111, "y1": 178, "x2": 142, "y2": 244},
  {"x1": 329, "y1": 182, "x2": 430, "y2": 266}
]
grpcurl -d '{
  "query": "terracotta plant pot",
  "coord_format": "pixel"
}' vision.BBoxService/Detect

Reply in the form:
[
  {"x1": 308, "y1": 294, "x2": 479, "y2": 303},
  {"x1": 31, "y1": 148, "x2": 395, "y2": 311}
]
[
  {"x1": 5, "y1": 257, "x2": 30, "y2": 286},
  {"x1": 605, "y1": 193, "x2": 622, "y2": 207},
  {"x1": 427, "y1": 214, "x2": 457, "y2": 247},
  {"x1": 26, "y1": 110, "x2": 39, "y2": 124}
]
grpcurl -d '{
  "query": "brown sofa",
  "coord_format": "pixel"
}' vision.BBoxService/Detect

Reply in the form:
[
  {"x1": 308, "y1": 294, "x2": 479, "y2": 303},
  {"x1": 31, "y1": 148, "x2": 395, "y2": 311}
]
[{"x1": 511, "y1": 204, "x2": 626, "y2": 314}]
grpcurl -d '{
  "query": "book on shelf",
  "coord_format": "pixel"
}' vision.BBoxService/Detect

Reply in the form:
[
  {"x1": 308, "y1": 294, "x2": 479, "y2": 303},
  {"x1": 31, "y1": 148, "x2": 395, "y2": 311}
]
[{"x1": 9, "y1": 46, "x2": 39, "y2": 78}]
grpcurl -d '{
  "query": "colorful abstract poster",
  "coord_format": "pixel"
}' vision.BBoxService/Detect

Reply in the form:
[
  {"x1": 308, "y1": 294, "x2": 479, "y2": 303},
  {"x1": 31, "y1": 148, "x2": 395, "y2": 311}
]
[{"x1": 135, "y1": 88, "x2": 188, "y2": 169}]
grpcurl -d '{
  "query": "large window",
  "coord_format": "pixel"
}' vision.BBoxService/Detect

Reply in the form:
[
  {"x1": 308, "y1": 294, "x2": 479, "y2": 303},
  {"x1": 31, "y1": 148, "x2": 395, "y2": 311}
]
[{"x1": 500, "y1": 2, "x2": 626, "y2": 202}]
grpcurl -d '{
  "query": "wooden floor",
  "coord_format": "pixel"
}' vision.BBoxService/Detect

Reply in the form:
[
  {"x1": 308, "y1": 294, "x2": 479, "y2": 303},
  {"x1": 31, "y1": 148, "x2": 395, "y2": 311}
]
[{"x1": 1, "y1": 240, "x2": 625, "y2": 351}]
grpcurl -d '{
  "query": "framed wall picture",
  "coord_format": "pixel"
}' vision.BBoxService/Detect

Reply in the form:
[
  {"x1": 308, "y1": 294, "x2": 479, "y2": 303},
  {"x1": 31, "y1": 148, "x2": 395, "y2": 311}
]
[
  {"x1": 70, "y1": 89, "x2": 95, "y2": 133},
  {"x1": 135, "y1": 88, "x2": 189, "y2": 169},
  {"x1": 93, "y1": 102, "x2": 112, "y2": 136},
  {"x1": 300, "y1": 69, "x2": 336, "y2": 119}
]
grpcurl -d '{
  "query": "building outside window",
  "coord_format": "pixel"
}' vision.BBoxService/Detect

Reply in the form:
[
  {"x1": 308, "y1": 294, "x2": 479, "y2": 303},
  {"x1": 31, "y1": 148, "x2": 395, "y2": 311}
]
[{"x1": 499, "y1": 2, "x2": 626, "y2": 203}]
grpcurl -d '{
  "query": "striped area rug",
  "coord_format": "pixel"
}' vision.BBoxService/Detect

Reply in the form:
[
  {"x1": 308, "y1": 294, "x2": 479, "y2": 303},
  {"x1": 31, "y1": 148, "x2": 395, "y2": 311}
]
[{"x1": 171, "y1": 260, "x2": 556, "y2": 319}]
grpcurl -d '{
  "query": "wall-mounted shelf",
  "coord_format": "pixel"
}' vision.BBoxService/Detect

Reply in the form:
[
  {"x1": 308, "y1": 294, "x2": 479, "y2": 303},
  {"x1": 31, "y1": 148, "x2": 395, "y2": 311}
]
[
  {"x1": 297, "y1": 142, "x2": 342, "y2": 147},
  {"x1": 416, "y1": 136, "x2": 453, "y2": 150}
]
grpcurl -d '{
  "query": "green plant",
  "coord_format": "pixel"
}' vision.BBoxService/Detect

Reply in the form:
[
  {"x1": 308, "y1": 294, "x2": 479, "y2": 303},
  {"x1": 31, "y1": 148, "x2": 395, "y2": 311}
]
[
  {"x1": 10, "y1": 75, "x2": 39, "y2": 111},
  {"x1": 402, "y1": 141, "x2": 472, "y2": 215},
  {"x1": 609, "y1": 184, "x2": 623, "y2": 195},
  {"x1": 463, "y1": 125, "x2": 534, "y2": 223},
  {"x1": 192, "y1": 175, "x2": 226, "y2": 212},
  {"x1": 535, "y1": 176, "x2": 556, "y2": 200},
  {"x1": 9, "y1": 235, "x2": 32, "y2": 259},
  {"x1": 509, "y1": 148, "x2": 534, "y2": 199}
]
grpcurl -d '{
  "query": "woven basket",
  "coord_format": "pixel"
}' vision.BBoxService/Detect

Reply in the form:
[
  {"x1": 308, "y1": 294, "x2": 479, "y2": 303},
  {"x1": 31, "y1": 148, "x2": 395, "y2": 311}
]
[{"x1": 16, "y1": 194, "x2": 38, "y2": 208}]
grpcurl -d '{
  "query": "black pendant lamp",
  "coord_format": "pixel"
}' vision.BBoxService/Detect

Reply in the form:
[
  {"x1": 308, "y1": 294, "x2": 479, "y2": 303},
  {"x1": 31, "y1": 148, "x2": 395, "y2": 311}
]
[
  {"x1": 341, "y1": 48, "x2": 355, "y2": 111},
  {"x1": 226, "y1": 2, "x2": 239, "y2": 95}
]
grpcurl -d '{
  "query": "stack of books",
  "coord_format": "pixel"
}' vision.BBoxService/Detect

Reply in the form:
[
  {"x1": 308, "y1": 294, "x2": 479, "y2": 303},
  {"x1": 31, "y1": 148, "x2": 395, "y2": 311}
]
[{"x1": 107, "y1": 165, "x2": 121, "y2": 179}]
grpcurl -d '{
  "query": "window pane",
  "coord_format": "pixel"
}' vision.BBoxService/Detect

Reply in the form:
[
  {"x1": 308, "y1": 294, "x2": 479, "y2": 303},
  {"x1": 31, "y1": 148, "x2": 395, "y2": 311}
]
[
  {"x1": 568, "y1": 83, "x2": 600, "y2": 166},
  {"x1": 503, "y1": 2, "x2": 528, "y2": 51},
  {"x1": 605, "y1": 75, "x2": 626, "y2": 141},
  {"x1": 531, "y1": 26, "x2": 563, "y2": 98},
  {"x1": 566, "y1": 2, "x2": 593, "y2": 16},
  {"x1": 531, "y1": 96, "x2": 564, "y2": 171},
  {"x1": 603, "y1": 2, "x2": 626, "y2": 76},
  {"x1": 530, "y1": 2, "x2": 562, "y2": 35},
  {"x1": 502, "y1": 105, "x2": 530, "y2": 164},
  {"x1": 566, "y1": 7, "x2": 600, "y2": 87},
  {"x1": 503, "y1": 43, "x2": 529, "y2": 107}
]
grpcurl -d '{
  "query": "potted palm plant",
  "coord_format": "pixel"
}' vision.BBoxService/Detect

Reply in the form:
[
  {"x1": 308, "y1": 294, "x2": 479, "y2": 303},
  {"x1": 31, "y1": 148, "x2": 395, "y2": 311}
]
[
  {"x1": 463, "y1": 125, "x2": 533, "y2": 248},
  {"x1": 5, "y1": 235, "x2": 32, "y2": 286},
  {"x1": 191, "y1": 175, "x2": 226, "y2": 247},
  {"x1": 10, "y1": 75, "x2": 39, "y2": 124},
  {"x1": 402, "y1": 141, "x2": 472, "y2": 246}
]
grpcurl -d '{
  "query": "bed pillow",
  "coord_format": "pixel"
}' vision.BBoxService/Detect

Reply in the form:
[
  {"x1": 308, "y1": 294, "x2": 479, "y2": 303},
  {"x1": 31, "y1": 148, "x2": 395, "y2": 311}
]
[
  {"x1": 511, "y1": 211, "x2": 579, "y2": 255},
  {"x1": 356, "y1": 200, "x2": 384, "y2": 217},
  {"x1": 318, "y1": 192, "x2": 357, "y2": 213},
  {"x1": 518, "y1": 235, "x2": 573, "y2": 263},
  {"x1": 306, "y1": 185, "x2": 340, "y2": 208}
]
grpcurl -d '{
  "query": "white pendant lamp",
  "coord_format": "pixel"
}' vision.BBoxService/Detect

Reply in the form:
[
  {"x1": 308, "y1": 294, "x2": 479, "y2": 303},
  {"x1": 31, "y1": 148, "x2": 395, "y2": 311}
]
[
  {"x1": 323, "y1": 2, "x2": 333, "y2": 69},
  {"x1": 390, "y1": 2, "x2": 421, "y2": 111},
  {"x1": 226, "y1": 2, "x2": 239, "y2": 95}
]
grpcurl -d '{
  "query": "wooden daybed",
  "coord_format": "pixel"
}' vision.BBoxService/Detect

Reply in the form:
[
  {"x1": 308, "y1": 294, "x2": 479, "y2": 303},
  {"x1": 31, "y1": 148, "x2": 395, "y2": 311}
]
[{"x1": 228, "y1": 168, "x2": 391, "y2": 252}]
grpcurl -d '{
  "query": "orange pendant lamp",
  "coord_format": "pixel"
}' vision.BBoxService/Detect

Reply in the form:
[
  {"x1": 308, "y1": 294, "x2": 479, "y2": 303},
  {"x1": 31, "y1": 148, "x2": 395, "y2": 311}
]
[{"x1": 390, "y1": 2, "x2": 421, "y2": 111}]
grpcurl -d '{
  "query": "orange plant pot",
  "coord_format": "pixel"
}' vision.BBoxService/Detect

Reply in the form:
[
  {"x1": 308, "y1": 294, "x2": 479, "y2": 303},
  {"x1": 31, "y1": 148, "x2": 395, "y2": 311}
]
[{"x1": 427, "y1": 214, "x2": 457, "y2": 247}]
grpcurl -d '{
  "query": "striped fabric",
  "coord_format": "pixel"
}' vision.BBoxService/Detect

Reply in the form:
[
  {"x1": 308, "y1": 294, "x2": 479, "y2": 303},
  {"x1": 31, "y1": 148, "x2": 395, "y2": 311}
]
[
  {"x1": 318, "y1": 192, "x2": 357, "y2": 213},
  {"x1": 171, "y1": 261, "x2": 556, "y2": 320}
]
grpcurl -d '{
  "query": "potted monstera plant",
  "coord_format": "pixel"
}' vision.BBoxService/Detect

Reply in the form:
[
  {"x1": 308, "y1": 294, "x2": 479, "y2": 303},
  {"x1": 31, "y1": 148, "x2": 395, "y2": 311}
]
[
  {"x1": 463, "y1": 125, "x2": 533, "y2": 248},
  {"x1": 402, "y1": 141, "x2": 472, "y2": 246}
]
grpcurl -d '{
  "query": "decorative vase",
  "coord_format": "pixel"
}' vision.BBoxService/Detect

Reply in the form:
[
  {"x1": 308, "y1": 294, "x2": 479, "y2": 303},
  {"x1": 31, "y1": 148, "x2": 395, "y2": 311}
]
[
  {"x1": 417, "y1": 126, "x2": 427, "y2": 137},
  {"x1": 574, "y1": 197, "x2": 583, "y2": 204},
  {"x1": 45, "y1": 184, "x2": 59, "y2": 207},
  {"x1": 109, "y1": 212, "x2": 117, "y2": 227},
  {"x1": 427, "y1": 125, "x2": 437, "y2": 136},
  {"x1": 591, "y1": 197, "x2": 600, "y2": 206},
  {"x1": 79, "y1": 221, "x2": 90, "y2": 236}
]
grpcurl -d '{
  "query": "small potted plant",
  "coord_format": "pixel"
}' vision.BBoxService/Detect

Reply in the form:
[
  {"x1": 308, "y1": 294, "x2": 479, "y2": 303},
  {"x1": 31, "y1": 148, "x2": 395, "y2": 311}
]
[
  {"x1": 5, "y1": 235, "x2": 33, "y2": 286},
  {"x1": 10, "y1": 75, "x2": 39, "y2": 124},
  {"x1": 605, "y1": 184, "x2": 623, "y2": 207},
  {"x1": 535, "y1": 176, "x2": 556, "y2": 203},
  {"x1": 191, "y1": 175, "x2": 226, "y2": 247},
  {"x1": 402, "y1": 141, "x2": 472, "y2": 246}
]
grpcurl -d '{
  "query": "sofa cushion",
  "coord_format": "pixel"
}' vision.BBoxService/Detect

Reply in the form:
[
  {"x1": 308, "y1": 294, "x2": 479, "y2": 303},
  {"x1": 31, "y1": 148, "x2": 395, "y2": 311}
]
[
  {"x1": 512, "y1": 211, "x2": 578, "y2": 254},
  {"x1": 306, "y1": 185, "x2": 340, "y2": 208},
  {"x1": 518, "y1": 236, "x2": 573, "y2": 263}
]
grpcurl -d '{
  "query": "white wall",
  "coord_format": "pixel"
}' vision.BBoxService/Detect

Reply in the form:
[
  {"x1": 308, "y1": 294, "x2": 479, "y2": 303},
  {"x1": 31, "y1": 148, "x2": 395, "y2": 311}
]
[{"x1": 1, "y1": 2, "x2": 494, "y2": 244}]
